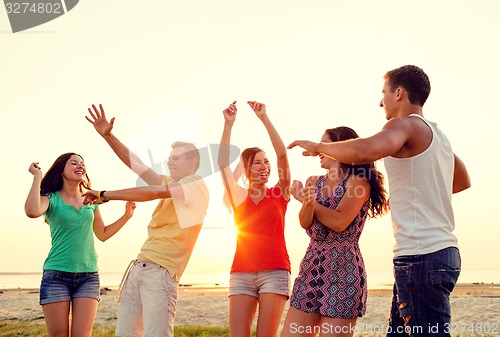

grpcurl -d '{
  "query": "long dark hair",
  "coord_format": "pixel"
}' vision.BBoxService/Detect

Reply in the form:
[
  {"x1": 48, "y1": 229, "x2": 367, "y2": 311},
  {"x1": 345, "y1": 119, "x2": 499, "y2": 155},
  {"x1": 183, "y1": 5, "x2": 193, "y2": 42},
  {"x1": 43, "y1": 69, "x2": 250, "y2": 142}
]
[
  {"x1": 40, "y1": 152, "x2": 91, "y2": 195},
  {"x1": 324, "y1": 127, "x2": 388, "y2": 218}
]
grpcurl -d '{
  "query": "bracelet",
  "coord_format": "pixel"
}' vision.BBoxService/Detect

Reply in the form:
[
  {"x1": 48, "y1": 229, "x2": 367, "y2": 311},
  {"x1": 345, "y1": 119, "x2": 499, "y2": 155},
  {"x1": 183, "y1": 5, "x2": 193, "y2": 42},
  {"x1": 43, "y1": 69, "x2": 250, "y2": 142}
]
[{"x1": 98, "y1": 190, "x2": 109, "y2": 203}]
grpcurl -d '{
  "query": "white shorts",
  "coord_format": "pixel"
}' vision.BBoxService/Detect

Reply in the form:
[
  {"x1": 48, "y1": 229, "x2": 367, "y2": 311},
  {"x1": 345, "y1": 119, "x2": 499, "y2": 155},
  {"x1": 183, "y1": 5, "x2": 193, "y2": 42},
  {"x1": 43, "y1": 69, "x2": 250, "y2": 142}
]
[{"x1": 115, "y1": 260, "x2": 178, "y2": 337}]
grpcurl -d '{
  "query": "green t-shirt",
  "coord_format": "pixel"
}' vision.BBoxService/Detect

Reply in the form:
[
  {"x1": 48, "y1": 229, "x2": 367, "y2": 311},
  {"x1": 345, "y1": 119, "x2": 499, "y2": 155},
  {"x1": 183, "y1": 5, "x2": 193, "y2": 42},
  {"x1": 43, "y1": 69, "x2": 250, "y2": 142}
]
[{"x1": 43, "y1": 192, "x2": 99, "y2": 272}]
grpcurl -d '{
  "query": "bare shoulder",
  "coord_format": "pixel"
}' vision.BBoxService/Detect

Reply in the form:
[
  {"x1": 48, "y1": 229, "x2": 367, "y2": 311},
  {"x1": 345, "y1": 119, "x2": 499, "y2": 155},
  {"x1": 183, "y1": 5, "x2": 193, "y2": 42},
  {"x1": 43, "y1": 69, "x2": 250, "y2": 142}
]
[
  {"x1": 383, "y1": 116, "x2": 414, "y2": 131},
  {"x1": 384, "y1": 116, "x2": 432, "y2": 157},
  {"x1": 347, "y1": 173, "x2": 370, "y2": 189},
  {"x1": 407, "y1": 115, "x2": 433, "y2": 150},
  {"x1": 306, "y1": 175, "x2": 321, "y2": 186},
  {"x1": 380, "y1": 117, "x2": 415, "y2": 143},
  {"x1": 344, "y1": 174, "x2": 370, "y2": 201}
]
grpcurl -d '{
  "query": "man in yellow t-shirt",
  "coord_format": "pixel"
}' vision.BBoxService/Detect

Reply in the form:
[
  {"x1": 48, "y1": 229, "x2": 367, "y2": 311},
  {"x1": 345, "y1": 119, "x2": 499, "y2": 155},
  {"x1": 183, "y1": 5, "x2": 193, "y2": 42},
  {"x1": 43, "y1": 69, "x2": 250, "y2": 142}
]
[{"x1": 85, "y1": 104, "x2": 210, "y2": 337}]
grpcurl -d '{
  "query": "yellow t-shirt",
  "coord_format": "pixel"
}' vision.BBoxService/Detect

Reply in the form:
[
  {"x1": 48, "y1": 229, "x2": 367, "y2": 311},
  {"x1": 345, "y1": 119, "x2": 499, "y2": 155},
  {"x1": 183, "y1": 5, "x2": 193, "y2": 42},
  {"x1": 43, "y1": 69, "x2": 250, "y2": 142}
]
[{"x1": 137, "y1": 175, "x2": 209, "y2": 281}]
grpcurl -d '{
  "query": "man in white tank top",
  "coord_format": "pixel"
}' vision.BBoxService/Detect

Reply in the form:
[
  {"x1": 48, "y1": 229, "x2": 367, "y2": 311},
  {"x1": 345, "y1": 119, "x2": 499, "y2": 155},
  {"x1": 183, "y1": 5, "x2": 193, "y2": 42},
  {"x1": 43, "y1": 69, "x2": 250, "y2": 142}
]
[{"x1": 289, "y1": 65, "x2": 470, "y2": 336}]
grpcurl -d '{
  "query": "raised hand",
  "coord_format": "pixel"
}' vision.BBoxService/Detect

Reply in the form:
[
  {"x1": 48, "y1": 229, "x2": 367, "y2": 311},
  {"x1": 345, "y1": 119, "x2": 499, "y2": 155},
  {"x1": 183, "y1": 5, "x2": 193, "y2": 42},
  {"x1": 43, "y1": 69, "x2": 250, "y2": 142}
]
[
  {"x1": 290, "y1": 180, "x2": 304, "y2": 202},
  {"x1": 86, "y1": 104, "x2": 115, "y2": 137},
  {"x1": 28, "y1": 162, "x2": 42, "y2": 178},
  {"x1": 125, "y1": 201, "x2": 136, "y2": 217},
  {"x1": 288, "y1": 140, "x2": 320, "y2": 157},
  {"x1": 302, "y1": 181, "x2": 316, "y2": 205},
  {"x1": 223, "y1": 101, "x2": 237, "y2": 125},
  {"x1": 247, "y1": 101, "x2": 266, "y2": 119}
]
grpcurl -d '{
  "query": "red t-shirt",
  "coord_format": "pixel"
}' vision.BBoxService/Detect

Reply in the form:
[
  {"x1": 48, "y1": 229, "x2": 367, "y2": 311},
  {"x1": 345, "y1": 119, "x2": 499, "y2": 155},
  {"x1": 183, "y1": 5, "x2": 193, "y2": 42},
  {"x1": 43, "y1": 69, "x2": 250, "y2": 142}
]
[{"x1": 231, "y1": 185, "x2": 291, "y2": 273}]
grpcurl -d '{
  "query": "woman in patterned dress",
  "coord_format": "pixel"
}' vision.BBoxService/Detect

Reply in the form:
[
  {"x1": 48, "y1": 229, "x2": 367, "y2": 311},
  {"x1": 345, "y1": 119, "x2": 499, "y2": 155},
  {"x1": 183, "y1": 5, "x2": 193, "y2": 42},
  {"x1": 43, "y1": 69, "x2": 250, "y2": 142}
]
[{"x1": 282, "y1": 127, "x2": 388, "y2": 337}]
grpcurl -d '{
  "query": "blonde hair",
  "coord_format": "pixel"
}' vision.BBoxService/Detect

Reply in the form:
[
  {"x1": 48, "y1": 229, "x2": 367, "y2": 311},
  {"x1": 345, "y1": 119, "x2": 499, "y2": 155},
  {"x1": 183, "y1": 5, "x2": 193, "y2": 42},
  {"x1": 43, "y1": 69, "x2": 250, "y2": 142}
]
[{"x1": 171, "y1": 141, "x2": 200, "y2": 171}]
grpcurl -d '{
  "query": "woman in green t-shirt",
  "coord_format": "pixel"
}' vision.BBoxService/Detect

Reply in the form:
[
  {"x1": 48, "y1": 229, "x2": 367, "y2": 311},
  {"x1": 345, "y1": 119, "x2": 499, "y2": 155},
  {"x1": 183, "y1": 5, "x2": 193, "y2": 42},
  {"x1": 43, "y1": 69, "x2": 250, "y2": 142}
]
[{"x1": 25, "y1": 152, "x2": 136, "y2": 337}]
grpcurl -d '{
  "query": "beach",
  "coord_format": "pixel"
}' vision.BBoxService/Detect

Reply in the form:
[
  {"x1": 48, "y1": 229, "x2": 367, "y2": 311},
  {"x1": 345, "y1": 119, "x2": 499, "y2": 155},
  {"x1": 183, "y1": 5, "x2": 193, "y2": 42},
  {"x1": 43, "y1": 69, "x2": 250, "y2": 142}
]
[{"x1": 1, "y1": 283, "x2": 499, "y2": 335}]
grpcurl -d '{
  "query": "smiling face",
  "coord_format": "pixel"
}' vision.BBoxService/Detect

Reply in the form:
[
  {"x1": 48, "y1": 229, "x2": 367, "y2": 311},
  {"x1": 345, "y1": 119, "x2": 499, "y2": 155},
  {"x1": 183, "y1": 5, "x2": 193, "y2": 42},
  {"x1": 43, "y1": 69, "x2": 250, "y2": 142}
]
[
  {"x1": 167, "y1": 146, "x2": 196, "y2": 181},
  {"x1": 40, "y1": 152, "x2": 91, "y2": 195},
  {"x1": 62, "y1": 154, "x2": 86, "y2": 182},
  {"x1": 247, "y1": 151, "x2": 271, "y2": 184}
]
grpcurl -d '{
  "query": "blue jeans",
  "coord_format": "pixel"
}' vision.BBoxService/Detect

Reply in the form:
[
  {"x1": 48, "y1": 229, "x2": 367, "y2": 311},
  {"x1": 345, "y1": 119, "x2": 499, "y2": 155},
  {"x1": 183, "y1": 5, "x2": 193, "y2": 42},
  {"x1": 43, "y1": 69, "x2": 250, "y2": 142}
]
[
  {"x1": 387, "y1": 247, "x2": 461, "y2": 337},
  {"x1": 39, "y1": 270, "x2": 100, "y2": 305}
]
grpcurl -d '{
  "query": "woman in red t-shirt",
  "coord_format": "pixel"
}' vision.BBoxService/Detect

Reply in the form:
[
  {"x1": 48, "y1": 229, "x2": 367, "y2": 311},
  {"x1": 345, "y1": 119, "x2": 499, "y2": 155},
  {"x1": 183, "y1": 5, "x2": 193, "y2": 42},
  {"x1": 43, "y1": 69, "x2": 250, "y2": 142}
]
[{"x1": 218, "y1": 101, "x2": 291, "y2": 337}]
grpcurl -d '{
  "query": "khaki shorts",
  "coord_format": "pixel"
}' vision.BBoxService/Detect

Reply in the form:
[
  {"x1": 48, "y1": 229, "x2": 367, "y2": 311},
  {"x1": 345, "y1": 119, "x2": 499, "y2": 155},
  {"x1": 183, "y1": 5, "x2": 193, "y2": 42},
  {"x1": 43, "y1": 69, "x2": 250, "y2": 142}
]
[{"x1": 115, "y1": 260, "x2": 178, "y2": 337}]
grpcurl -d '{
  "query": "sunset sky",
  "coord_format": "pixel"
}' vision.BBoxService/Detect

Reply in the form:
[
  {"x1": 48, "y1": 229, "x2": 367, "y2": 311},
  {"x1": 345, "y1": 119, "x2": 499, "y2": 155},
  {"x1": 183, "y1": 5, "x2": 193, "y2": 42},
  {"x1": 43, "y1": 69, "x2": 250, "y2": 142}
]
[{"x1": 1, "y1": 0, "x2": 499, "y2": 287}]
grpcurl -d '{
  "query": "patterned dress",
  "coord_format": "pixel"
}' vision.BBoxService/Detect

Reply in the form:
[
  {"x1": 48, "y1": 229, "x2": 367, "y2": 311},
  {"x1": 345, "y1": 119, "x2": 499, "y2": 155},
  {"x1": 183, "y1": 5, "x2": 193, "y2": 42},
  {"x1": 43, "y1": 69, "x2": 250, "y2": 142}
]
[{"x1": 290, "y1": 174, "x2": 369, "y2": 318}]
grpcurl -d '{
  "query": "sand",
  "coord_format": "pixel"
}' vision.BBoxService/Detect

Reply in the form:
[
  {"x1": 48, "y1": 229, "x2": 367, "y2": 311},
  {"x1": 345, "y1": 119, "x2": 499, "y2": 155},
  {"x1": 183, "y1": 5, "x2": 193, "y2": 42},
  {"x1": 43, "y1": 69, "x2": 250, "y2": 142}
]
[{"x1": 1, "y1": 283, "x2": 499, "y2": 334}]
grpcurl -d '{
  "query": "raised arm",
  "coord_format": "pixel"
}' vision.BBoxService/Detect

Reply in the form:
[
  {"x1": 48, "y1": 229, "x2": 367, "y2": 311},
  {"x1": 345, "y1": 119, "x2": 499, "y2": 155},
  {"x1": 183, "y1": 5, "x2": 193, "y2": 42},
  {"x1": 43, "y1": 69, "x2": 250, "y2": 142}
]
[
  {"x1": 232, "y1": 155, "x2": 244, "y2": 181},
  {"x1": 92, "y1": 202, "x2": 136, "y2": 242},
  {"x1": 25, "y1": 162, "x2": 49, "y2": 218},
  {"x1": 248, "y1": 101, "x2": 291, "y2": 197},
  {"x1": 218, "y1": 102, "x2": 247, "y2": 208},
  {"x1": 452, "y1": 153, "x2": 471, "y2": 193},
  {"x1": 86, "y1": 104, "x2": 162, "y2": 186},
  {"x1": 288, "y1": 118, "x2": 411, "y2": 164}
]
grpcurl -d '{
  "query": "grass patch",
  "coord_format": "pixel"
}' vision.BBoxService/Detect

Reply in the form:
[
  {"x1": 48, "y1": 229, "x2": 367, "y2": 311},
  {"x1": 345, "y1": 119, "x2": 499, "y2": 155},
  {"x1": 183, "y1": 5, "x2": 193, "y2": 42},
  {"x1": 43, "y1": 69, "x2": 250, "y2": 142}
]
[{"x1": 0, "y1": 321, "x2": 232, "y2": 337}]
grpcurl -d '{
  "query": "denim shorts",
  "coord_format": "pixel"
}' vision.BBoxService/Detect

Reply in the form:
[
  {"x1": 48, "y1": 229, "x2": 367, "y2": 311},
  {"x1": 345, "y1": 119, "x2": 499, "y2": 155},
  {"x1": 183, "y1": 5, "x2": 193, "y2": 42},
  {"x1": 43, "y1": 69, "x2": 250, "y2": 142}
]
[
  {"x1": 39, "y1": 270, "x2": 100, "y2": 305},
  {"x1": 229, "y1": 269, "x2": 290, "y2": 298},
  {"x1": 388, "y1": 247, "x2": 461, "y2": 337}
]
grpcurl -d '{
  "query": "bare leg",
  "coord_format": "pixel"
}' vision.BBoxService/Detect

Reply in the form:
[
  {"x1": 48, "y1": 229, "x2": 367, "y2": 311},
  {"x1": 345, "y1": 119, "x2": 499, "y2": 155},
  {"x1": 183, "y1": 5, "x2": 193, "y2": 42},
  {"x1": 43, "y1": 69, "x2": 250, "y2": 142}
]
[
  {"x1": 42, "y1": 301, "x2": 70, "y2": 337},
  {"x1": 281, "y1": 306, "x2": 320, "y2": 337},
  {"x1": 229, "y1": 294, "x2": 258, "y2": 337},
  {"x1": 71, "y1": 298, "x2": 98, "y2": 337},
  {"x1": 255, "y1": 293, "x2": 288, "y2": 337}
]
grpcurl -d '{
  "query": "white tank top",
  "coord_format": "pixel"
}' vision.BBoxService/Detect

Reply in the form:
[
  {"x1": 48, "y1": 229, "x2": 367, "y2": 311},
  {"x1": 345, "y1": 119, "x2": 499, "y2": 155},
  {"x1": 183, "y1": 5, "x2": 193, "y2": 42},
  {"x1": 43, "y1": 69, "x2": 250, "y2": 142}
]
[{"x1": 384, "y1": 114, "x2": 457, "y2": 257}]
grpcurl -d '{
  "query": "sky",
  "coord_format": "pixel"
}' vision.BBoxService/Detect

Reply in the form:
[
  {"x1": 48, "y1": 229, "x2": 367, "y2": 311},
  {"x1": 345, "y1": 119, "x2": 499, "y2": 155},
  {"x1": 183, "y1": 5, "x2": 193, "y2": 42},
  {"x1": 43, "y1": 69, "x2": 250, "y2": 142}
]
[{"x1": 1, "y1": 0, "x2": 499, "y2": 287}]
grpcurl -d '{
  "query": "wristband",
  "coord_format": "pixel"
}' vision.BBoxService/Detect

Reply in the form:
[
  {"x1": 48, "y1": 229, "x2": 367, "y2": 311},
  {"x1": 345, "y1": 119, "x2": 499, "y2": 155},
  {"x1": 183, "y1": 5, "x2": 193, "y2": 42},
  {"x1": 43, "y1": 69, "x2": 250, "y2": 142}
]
[{"x1": 98, "y1": 190, "x2": 109, "y2": 203}]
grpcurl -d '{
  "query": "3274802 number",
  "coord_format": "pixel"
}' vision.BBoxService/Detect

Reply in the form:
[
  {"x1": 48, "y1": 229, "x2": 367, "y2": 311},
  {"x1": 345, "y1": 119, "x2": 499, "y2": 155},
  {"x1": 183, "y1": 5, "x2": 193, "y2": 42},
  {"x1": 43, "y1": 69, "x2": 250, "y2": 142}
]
[
  {"x1": 444, "y1": 322, "x2": 499, "y2": 334},
  {"x1": 5, "y1": 2, "x2": 62, "y2": 14}
]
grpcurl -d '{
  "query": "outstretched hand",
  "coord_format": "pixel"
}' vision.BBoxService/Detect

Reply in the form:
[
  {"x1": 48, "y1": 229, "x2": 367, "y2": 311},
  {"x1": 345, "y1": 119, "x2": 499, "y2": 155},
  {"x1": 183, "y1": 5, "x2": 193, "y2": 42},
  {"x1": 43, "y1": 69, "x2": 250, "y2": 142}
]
[
  {"x1": 82, "y1": 190, "x2": 100, "y2": 205},
  {"x1": 288, "y1": 140, "x2": 320, "y2": 157},
  {"x1": 86, "y1": 104, "x2": 115, "y2": 137},
  {"x1": 247, "y1": 101, "x2": 266, "y2": 119}
]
